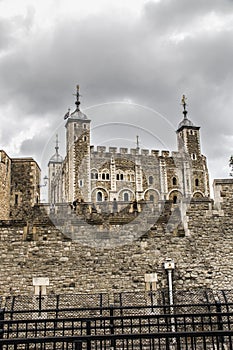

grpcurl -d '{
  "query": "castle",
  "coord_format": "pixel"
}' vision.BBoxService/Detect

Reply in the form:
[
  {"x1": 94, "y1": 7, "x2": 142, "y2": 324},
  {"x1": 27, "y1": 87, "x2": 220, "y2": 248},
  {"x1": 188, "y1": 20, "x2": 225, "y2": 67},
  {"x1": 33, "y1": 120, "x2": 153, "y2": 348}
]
[
  {"x1": 1, "y1": 86, "x2": 233, "y2": 297},
  {"x1": 48, "y1": 86, "x2": 210, "y2": 206}
]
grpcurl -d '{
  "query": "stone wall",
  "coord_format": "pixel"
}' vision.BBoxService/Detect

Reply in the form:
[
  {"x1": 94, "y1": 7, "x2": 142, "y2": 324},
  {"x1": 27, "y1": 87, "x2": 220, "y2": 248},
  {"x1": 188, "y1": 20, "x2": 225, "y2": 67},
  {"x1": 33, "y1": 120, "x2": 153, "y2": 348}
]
[
  {"x1": 0, "y1": 179, "x2": 233, "y2": 298},
  {"x1": 10, "y1": 158, "x2": 40, "y2": 219},
  {"x1": 0, "y1": 150, "x2": 11, "y2": 220}
]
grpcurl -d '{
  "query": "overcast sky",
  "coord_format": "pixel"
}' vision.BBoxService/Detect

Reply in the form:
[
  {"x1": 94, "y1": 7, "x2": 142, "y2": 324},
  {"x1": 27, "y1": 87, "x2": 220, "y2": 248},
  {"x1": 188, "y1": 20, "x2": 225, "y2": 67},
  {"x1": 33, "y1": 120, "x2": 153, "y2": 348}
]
[{"x1": 0, "y1": 0, "x2": 233, "y2": 194}]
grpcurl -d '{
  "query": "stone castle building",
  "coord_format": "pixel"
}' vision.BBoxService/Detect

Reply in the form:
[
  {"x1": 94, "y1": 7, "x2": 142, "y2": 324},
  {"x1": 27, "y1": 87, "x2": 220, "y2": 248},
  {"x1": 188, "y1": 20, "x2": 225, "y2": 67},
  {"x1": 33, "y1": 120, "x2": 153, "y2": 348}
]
[
  {"x1": 48, "y1": 87, "x2": 210, "y2": 205},
  {"x1": 1, "y1": 87, "x2": 233, "y2": 298},
  {"x1": 0, "y1": 150, "x2": 40, "y2": 220}
]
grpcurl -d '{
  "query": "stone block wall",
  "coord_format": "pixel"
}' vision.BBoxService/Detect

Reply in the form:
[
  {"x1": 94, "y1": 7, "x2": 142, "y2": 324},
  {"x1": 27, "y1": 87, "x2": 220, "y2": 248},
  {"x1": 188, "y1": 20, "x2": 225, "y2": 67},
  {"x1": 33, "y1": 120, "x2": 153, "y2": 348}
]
[
  {"x1": 0, "y1": 179, "x2": 233, "y2": 298},
  {"x1": 10, "y1": 158, "x2": 40, "y2": 219},
  {"x1": 0, "y1": 150, "x2": 11, "y2": 220}
]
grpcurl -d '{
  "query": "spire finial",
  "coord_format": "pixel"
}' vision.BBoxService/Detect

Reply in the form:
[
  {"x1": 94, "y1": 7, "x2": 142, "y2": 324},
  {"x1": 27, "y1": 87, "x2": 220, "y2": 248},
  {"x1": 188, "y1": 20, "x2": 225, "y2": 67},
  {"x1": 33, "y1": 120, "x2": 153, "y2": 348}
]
[
  {"x1": 181, "y1": 94, "x2": 188, "y2": 119},
  {"x1": 136, "y1": 135, "x2": 140, "y2": 150},
  {"x1": 75, "y1": 84, "x2": 81, "y2": 111},
  {"x1": 55, "y1": 134, "x2": 59, "y2": 154}
]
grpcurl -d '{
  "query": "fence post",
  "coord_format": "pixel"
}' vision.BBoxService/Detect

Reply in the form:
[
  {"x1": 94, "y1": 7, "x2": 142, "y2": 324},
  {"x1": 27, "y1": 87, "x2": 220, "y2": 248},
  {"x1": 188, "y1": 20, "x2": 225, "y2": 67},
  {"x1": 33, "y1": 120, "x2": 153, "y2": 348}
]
[
  {"x1": 110, "y1": 304, "x2": 115, "y2": 349},
  {"x1": 73, "y1": 340, "x2": 82, "y2": 350},
  {"x1": 215, "y1": 300, "x2": 224, "y2": 345},
  {"x1": 86, "y1": 320, "x2": 91, "y2": 350},
  {"x1": 0, "y1": 308, "x2": 5, "y2": 350}
]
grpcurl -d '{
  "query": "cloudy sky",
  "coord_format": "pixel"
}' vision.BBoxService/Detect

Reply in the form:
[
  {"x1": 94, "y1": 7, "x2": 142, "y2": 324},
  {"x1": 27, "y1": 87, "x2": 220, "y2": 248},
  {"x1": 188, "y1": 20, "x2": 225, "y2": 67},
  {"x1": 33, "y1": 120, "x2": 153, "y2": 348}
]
[{"x1": 0, "y1": 0, "x2": 233, "y2": 195}]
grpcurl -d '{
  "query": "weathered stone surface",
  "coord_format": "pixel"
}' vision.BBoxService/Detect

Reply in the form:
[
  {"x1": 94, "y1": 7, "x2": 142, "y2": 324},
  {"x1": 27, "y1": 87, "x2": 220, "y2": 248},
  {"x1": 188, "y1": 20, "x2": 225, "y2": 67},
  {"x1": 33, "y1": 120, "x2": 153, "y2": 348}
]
[{"x1": 0, "y1": 179, "x2": 232, "y2": 297}]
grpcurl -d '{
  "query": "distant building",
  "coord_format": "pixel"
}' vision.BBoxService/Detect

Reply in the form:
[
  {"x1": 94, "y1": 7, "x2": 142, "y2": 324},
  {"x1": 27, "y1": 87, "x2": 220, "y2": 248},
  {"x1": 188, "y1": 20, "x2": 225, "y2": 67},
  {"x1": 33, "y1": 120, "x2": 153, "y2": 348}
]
[
  {"x1": 0, "y1": 150, "x2": 40, "y2": 220},
  {"x1": 48, "y1": 87, "x2": 210, "y2": 204}
]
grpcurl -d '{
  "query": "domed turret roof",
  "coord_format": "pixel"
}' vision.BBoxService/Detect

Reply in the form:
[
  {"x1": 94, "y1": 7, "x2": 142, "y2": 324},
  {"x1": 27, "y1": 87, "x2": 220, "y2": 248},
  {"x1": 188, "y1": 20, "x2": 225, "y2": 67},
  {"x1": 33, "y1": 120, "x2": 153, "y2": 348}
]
[
  {"x1": 49, "y1": 152, "x2": 63, "y2": 163},
  {"x1": 48, "y1": 135, "x2": 63, "y2": 164},
  {"x1": 70, "y1": 109, "x2": 88, "y2": 120},
  {"x1": 178, "y1": 116, "x2": 194, "y2": 129}
]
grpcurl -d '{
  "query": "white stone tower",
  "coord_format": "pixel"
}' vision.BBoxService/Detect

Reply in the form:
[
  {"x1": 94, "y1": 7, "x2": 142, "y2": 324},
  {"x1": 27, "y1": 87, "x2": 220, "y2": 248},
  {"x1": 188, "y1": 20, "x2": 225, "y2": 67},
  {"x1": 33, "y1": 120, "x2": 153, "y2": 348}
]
[
  {"x1": 64, "y1": 85, "x2": 91, "y2": 202},
  {"x1": 48, "y1": 135, "x2": 63, "y2": 203},
  {"x1": 176, "y1": 95, "x2": 209, "y2": 197}
]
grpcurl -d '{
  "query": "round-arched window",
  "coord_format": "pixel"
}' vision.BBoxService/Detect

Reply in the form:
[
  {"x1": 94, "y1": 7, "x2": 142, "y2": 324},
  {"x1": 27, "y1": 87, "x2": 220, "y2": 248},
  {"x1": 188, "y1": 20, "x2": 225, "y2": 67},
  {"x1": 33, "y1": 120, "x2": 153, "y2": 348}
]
[{"x1": 97, "y1": 191, "x2": 103, "y2": 202}]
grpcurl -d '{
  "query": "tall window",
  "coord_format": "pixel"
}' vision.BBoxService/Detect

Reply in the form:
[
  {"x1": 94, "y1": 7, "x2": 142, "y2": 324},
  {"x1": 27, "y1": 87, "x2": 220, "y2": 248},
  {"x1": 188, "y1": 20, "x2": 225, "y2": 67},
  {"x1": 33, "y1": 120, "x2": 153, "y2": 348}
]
[
  {"x1": 97, "y1": 191, "x2": 103, "y2": 202},
  {"x1": 195, "y1": 178, "x2": 199, "y2": 187},
  {"x1": 172, "y1": 177, "x2": 177, "y2": 186},
  {"x1": 149, "y1": 195, "x2": 154, "y2": 202},
  {"x1": 173, "y1": 195, "x2": 177, "y2": 204},
  {"x1": 123, "y1": 192, "x2": 129, "y2": 201}
]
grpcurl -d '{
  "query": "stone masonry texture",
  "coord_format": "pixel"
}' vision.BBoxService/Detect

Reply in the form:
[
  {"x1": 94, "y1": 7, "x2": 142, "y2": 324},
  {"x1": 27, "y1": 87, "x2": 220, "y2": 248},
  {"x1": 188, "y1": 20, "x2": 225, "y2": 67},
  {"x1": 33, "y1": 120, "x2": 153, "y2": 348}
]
[{"x1": 0, "y1": 179, "x2": 232, "y2": 298}]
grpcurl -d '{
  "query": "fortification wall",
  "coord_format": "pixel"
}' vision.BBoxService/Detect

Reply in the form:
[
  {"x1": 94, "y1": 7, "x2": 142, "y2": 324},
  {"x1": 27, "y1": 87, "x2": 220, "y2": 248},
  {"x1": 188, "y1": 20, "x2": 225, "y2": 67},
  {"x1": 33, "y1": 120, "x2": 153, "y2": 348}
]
[
  {"x1": 0, "y1": 179, "x2": 232, "y2": 297},
  {"x1": 0, "y1": 151, "x2": 11, "y2": 220}
]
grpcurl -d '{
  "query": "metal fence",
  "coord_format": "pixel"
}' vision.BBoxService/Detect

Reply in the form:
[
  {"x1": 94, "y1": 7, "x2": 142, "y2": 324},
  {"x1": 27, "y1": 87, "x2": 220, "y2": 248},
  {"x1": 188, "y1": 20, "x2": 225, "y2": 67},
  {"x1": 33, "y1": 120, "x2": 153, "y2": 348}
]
[{"x1": 0, "y1": 290, "x2": 233, "y2": 349}]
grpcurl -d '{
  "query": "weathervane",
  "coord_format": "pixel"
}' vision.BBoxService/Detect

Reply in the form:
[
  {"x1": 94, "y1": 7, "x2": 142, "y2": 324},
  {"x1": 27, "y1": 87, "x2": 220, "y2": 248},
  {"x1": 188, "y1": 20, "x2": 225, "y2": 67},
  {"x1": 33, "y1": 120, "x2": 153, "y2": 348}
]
[
  {"x1": 181, "y1": 94, "x2": 188, "y2": 119},
  {"x1": 55, "y1": 134, "x2": 59, "y2": 154},
  {"x1": 136, "y1": 135, "x2": 140, "y2": 150},
  {"x1": 74, "y1": 84, "x2": 81, "y2": 111}
]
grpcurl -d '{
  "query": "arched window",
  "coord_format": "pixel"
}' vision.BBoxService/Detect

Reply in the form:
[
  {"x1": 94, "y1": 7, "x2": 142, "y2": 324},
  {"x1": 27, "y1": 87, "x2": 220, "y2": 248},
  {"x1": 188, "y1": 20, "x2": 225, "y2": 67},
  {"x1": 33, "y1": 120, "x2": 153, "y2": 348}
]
[
  {"x1": 97, "y1": 191, "x2": 103, "y2": 202},
  {"x1": 120, "y1": 173, "x2": 124, "y2": 180},
  {"x1": 102, "y1": 173, "x2": 105, "y2": 180},
  {"x1": 149, "y1": 195, "x2": 154, "y2": 202},
  {"x1": 195, "y1": 178, "x2": 199, "y2": 187},
  {"x1": 172, "y1": 177, "x2": 177, "y2": 186},
  {"x1": 149, "y1": 176, "x2": 153, "y2": 185},
  {"x1": 106, "y1": 173, "x2": 110, "y2": 180},
  {"x1": 116, "y1": 174, "x2": 120, "y2": 180},
  {"x1": 95, "y1": 173, "x2": 98, "y2": 179},
  {"x1": 123, "y1": 192, "x2": 129, "y2": 201},
  {"x1": 173, "y1": 195, "x2": 177, "y2": 204},
  {"x1": 83, "y1": 136, "x2": 87, "y2": 142}
]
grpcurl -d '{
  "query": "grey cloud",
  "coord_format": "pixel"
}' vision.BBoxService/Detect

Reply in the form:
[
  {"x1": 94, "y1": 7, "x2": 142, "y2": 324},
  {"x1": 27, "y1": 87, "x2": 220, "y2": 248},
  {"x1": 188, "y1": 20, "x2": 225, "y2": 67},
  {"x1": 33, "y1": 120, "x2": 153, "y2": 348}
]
[
  {"x1": 0, "y1": 1, "x2": 233, "y2": 181},
  {"x1": 143, "y1": 0, "x2": 233, "y2": 34}
]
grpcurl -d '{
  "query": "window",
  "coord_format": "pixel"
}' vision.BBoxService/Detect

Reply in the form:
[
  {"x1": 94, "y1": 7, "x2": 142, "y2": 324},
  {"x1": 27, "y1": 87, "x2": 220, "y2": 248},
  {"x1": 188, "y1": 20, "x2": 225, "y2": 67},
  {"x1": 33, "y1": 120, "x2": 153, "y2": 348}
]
[
  {"x1": 173, "y1": 195, "x2": 177, "y2": 204},
  {"x1": 149, "y1": 195, "x2": 154, "y2": 202},
  {"x1": 191, "y1": 153, "x2": 197, "y2": 160},
  {"x1": 106, "y1": 173, "x2": 110, "y2": 180},
  {"x1": 116, "y1": 174, "x2": 120, "y2": 180},
  {"x1": 15, "y1": 194, "x2": 18, "y2": 205},
  {"x1": 195, "y1": 178, "x2": 199, "y2": 187},
  {"x1": 91, "y1": 170, "x2": 98, "y2": 180},
  {"x1": 149, "y1": 176, "x2": 153, "y2": 185},
  {"x1": 83, "y1": 124, "x2": 86, "y2": 129},
  {"x1": 172, "y1": 177, "x2": 177, "y2": 186},
  {"x1": 120, "y1": 174, "x2": 124, "y2": 180},
  {"x1": 79, "y1": 180, "x2": 83, "y2": 187},
  {"x1": 97, "y1": 191, "x2": 103, "y2": 202},
  {"x1": 102, "y1": 173, "x2": 105, "y2": 180},
  {"x1": 123, "y1": 192, "x2": 129, "y2": 201},
  {"x1": 83, "y1": 136, "x2": 87, "y2": 142}
]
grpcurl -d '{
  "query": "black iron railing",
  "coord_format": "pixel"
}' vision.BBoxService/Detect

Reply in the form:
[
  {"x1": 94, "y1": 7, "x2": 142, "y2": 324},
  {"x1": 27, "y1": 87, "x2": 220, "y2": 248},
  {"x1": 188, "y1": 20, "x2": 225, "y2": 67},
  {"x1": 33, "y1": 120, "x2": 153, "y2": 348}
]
[
  {"x1": 0, "y1": 290, "x2": 233, "y2": 349},
  {"x1": 0, "y1": 303, "x2": 233, "y2": 349}
]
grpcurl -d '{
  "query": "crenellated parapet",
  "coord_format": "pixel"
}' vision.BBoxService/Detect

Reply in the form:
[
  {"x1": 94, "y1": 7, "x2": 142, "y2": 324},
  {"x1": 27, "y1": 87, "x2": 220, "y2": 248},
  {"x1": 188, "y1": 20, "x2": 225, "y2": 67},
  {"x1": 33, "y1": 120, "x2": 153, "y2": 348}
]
[{"x1": 90, "y1": 146, "x2": 172, "y2": 157}]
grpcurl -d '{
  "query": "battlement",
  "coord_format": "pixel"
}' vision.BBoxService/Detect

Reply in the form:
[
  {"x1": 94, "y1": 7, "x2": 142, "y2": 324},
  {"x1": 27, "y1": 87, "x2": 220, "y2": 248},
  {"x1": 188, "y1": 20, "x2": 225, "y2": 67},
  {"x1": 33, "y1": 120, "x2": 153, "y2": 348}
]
[{"x1": 90, "y1": 146, "x2": 172, "y2": 157}]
